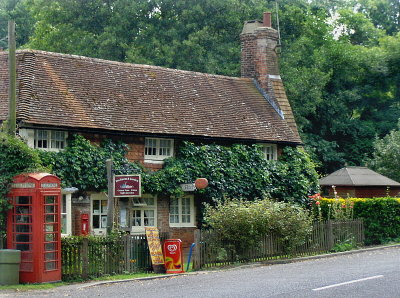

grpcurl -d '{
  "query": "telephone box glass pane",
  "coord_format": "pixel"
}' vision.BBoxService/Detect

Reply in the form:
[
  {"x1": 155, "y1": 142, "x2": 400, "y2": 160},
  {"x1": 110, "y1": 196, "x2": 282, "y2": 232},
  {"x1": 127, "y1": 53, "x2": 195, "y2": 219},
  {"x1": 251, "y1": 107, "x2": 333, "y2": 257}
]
[
  {"x1": 45, "y1": 196, "x2": 56, "y2": 204},
  {"x1": 16, "y1": 196, "x2": 31, "y2": 204},
  {"x1": 45, "y1": 262, "x2": 57, "y2": 270},
  {"x1": 45, "y1": 252, "x2": 56, "y2": 261},
  {"x1": 16, "y1": 233, "x2": 31, "y2": 243},
  {"x1": 45, "y1": 242, "x2": 56, "y2": 251},
  {"x1": 16, "y1": 243, "x2": 31, "y2": 251},
  {"x1": 45, "y1": 233, "x2": 56, "y2": 241},
  {"x1": 46, "y1": 214, "x2": 56, "y2": 223},
  {"x1": 45, "y1": 205, "x2": 55, "y2": 213},
  {"x1": 15, "y1": 214, "x2": 31, "y2": 223},
  {"x1": 15, "y1": 224, "x2": 31, "y2": 233},
  {"x1": 45, "y1": 224, "x2": 57, "y2": 232}
]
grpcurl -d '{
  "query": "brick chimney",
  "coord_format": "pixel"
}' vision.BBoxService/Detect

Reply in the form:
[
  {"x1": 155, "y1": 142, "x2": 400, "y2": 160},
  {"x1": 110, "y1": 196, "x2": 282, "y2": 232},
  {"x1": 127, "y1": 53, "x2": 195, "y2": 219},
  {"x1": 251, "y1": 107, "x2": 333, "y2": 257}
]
[{"x1": 240, "y1": 12, "x2": 280, "y2": 91}]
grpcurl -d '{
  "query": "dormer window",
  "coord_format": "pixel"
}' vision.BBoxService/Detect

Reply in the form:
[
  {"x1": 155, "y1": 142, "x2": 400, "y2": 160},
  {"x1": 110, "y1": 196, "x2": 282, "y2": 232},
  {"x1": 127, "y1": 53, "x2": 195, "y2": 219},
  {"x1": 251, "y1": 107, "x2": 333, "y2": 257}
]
[
  {"x1": 260, "y1": 144, "x2": 277, "y2": 161},
  {"x1": 145, "y1": 138, "x2": 174, "y2": 162}
]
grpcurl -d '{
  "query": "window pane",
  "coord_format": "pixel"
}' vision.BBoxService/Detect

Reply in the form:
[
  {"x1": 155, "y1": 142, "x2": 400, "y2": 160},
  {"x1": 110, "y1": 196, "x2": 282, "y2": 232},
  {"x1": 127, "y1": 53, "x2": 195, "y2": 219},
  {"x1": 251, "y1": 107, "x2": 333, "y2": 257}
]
[
  {"x1": 159, "y1": 140, "x2": 171, "y2": 156},
  {"x1": 93, "y1": 215, "x2": 100, "y2": 228},
  {"x1": 182, "y1": 197, "x2": 191, "y2": 223},
  {"x1": 61, "y1": 214, "x2": 67, "y2": 234},
  {"x1": 145, "y1": 138, "x2": 157, "y2": 156},
  {"x1": 169, "y1": 198, "x2": 179, "y2": 223},
  {"x1": 62, "y1": 195, "x2": 66, "y2": 213},
  {"x1": 133, "y1": 210, "x2": 142, "y2": 226},
  {"x1": 144, "y1": 210, "x2": 154, "y2": 226},
  {"x1": 37, "y1": 130, "x2": 48, "y2": 148}
]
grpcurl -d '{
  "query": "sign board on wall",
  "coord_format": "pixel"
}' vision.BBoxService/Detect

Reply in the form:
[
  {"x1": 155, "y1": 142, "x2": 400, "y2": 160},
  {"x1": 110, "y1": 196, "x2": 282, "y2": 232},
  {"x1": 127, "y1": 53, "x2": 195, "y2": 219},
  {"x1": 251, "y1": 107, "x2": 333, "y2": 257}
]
[{"x1": 113, "y1": 175, "x2": 141, "y2": 197}]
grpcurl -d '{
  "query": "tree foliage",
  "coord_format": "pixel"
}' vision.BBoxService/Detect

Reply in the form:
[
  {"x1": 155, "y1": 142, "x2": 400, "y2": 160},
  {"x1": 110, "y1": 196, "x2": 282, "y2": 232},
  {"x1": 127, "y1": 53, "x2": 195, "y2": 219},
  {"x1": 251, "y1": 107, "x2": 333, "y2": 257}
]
[
  {"x1": 4, "y1": 0, "x2": 400, "y2": 174},
  {"x1": 368, "y1": 122, "x2": 400, "y2": 183}
]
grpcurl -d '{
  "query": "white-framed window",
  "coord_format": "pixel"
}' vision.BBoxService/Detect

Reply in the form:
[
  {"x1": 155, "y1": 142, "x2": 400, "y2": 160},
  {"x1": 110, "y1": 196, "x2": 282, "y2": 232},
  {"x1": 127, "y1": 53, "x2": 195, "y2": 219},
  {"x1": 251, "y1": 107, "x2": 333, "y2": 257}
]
[
  {"x1": 60, "y1": 193, "x2": 72, "y2": 236},
  {"x1": 144, "y1": 138, "x2": 174, "y2": 162},
  {"x1": 35, "y1": 130, "x2": 67, "y2": 151},
  {"x1": 91, "y1": 193, "x2": 108, "y2": 235},
  {"x1": 260, "y1": 144, "x2": 277, "y2": 161},
  {"x1": 169, "y1": 195, "x2": 195, "y2": 227},
  {"x1": 131, "y1": 195, "x2": 157, "y2": 233}
]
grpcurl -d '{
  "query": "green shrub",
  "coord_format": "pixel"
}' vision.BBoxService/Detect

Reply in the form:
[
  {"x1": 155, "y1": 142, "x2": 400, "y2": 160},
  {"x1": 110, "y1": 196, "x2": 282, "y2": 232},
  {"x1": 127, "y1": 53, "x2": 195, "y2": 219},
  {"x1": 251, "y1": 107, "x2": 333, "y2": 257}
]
[{"x1": 203, "y1": 198, "x2": 313, "y2": 255}]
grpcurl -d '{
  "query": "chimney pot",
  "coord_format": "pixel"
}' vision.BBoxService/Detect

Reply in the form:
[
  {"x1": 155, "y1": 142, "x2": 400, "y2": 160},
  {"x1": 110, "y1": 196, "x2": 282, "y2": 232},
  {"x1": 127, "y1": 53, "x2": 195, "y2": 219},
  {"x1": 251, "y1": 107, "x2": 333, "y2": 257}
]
[{"x1": 263, "y1": 12, "x2": 272, "y2": 28}]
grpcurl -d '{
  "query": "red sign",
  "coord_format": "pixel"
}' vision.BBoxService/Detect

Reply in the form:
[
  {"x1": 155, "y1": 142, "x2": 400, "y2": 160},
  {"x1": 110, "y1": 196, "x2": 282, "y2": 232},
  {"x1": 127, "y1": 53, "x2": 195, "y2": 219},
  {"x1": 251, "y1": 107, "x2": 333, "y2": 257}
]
[
  {"x1": 163, "y1": 239, "x2": 184, "y2": 274},
  {"x1": 114, "y1": 175, "x2": 141, "y2": 197}
]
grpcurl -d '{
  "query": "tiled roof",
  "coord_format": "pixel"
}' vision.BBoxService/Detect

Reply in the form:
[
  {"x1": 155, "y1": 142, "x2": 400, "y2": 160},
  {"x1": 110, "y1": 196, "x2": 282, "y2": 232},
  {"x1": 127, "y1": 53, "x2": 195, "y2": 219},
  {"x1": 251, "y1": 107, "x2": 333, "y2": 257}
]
[
  {"x1": 319, "y1": 167, "x2": 400, "y2": 186},
  {"x1": 0, "y1": 50, "x2": 301, "y2": 144}
]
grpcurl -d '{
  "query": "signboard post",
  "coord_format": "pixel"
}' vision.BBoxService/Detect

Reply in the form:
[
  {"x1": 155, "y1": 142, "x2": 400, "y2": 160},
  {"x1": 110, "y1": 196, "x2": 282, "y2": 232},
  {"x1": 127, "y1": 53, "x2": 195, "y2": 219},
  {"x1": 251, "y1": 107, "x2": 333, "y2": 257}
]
[{"x1": 145, "y1": 227, "x2": 165, "y2": 273}]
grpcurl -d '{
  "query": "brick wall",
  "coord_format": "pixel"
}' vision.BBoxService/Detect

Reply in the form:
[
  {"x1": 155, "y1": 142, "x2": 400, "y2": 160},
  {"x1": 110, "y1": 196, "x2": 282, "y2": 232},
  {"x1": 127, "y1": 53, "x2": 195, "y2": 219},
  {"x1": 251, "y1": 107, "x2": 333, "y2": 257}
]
[{"x1": 72, "y1": 203, "x2": 90, "y2": 235}]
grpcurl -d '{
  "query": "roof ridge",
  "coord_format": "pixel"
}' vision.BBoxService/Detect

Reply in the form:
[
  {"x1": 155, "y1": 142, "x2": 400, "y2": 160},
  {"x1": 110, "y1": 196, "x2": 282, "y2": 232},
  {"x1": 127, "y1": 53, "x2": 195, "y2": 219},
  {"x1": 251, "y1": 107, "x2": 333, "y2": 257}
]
[
  {"x1": 345, "y1": 168, "x2": 356, "y2": 185},
  {"x1": 14, "y1": 49, "x2": 248, "y2": 82}
]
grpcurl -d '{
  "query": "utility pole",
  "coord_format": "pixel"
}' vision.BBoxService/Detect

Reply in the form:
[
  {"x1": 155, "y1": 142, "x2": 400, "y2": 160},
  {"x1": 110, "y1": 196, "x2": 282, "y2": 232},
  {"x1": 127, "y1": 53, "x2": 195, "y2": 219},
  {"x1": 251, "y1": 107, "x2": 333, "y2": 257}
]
[
  {"x1": 8, "y1": 20, "x2": 16, "y2": 135},
  {"x1": 106, "y1": 159, "x2": 114, "y2": 234}
]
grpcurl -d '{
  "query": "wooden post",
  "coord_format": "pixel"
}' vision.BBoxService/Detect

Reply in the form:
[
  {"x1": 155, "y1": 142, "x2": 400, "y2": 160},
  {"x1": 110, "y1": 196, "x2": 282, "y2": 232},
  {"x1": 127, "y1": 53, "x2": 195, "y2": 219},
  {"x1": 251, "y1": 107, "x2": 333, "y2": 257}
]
[
  {"x1": 81, "y1": 237, "x2": 89, "y2": 279},
  {"x1": 106, "y1": 159, "x2": 114, "y2": 234},
  {"x1": 327, "y1": 220, "x2": 334, "y2": 249},
  {"x1": 8, "y1": 20, "x2": 16, "y2": 136}
]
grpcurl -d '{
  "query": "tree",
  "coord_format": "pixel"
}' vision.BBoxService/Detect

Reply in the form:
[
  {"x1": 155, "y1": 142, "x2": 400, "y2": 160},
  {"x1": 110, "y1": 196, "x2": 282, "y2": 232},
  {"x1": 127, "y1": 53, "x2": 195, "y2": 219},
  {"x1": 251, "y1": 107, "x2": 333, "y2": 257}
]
[{"x1": 369, "y1": 122, "x2": 400, "y2": 183}]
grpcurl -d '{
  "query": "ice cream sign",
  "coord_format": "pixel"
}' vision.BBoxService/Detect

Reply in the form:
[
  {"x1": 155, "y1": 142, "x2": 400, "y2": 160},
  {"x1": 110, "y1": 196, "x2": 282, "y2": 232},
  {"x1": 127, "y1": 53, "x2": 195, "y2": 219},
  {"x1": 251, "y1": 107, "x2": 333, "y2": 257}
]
[{"x1": 113, "y1": 175, "x2": 141, "y2": 197}]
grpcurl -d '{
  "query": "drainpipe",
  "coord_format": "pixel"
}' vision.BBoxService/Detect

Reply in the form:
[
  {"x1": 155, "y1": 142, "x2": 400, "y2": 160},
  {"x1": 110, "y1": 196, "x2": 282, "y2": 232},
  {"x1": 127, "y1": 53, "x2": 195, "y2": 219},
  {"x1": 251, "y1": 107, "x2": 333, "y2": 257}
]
[{"x1": 8, "y1": 20, "x2": 16, "y2": 136}]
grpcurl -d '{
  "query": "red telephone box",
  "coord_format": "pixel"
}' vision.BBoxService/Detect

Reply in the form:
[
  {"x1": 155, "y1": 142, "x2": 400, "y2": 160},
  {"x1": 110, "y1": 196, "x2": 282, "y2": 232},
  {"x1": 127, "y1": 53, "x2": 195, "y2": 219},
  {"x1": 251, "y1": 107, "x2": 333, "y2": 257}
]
[{"x1": 7, "y1": 173, "x2": 62, "y2": 283}]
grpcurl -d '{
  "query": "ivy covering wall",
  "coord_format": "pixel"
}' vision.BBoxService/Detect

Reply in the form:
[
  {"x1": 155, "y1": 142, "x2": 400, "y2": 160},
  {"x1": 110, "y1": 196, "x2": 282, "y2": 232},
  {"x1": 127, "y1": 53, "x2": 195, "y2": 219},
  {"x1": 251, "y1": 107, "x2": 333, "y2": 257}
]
[{"x1": 0, "y1": 134, "x2": 320, "y2": 240}]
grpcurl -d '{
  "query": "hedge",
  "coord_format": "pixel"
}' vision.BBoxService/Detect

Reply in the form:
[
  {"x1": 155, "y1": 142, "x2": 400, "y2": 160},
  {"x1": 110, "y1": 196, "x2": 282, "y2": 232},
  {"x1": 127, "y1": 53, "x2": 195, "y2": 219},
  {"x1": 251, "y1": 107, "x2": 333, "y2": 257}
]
[{"x1": 310, "y1": 196, "x2": 400, "y2": 245}]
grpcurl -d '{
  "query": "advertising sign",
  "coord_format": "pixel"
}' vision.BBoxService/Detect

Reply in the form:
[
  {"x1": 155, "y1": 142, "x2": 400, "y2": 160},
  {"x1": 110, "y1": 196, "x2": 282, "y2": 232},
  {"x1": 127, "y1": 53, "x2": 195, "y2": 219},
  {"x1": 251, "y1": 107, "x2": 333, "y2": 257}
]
[
  {"x1": 163, "y1": 239, "x2": 184, "y2": 274},
  {"x1": 114, "y1": 175, "x2": 141, "y2": 197},
  {"x1": 145, "y1": 227, "x2": 165, "y2": 265}
]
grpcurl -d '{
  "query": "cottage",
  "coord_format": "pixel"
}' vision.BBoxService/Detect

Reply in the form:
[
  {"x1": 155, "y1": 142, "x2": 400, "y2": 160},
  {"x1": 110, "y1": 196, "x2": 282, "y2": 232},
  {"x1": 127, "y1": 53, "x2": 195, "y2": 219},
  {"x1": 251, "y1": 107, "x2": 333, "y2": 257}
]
[
  {"x1": 0, "y1": 13, "x2": 301, "y2": 248},
  {"x1": 319, "y1": 167, "x2": 400, "y2": 198}
]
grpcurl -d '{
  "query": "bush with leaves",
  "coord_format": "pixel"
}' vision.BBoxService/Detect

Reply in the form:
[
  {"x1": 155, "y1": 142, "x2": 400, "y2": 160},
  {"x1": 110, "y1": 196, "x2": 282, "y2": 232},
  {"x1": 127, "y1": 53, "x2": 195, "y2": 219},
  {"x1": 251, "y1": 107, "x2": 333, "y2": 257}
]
[
  {"x1": 0, "y1": 132, "x2": 44, "y2": 241},
  {"x1": 203, "y1": 198, "x2": 313, "y2": 255}
]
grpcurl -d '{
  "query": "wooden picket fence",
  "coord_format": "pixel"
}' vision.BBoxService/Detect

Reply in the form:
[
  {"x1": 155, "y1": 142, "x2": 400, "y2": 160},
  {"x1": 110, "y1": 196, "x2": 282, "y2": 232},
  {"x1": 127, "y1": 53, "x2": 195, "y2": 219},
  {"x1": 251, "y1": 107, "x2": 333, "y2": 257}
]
[
  {"x1": 61, "y1": 233, "x2": 168, "y2": 281},
  {"x1": 192, "y1": 220, "x2": 364, "y2": 269}
]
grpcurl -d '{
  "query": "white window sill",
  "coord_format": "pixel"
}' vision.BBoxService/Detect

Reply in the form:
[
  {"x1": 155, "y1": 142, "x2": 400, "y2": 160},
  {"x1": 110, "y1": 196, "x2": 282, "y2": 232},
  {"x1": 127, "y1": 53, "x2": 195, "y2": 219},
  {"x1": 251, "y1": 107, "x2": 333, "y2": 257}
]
[
  {"x1": 144, "y1": 159, "x2": 166, "y2": 164},
  {"x1": 169, "y1": 224, "x2": 196, "y2": 228}
]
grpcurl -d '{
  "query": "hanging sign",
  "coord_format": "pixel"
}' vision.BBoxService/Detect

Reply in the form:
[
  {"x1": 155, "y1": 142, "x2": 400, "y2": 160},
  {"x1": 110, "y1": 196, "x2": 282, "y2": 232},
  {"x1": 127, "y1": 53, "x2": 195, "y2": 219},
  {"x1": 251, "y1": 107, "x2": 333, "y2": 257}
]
[
  {"x1": 145, "y1": 227, "x2": 165, "y2": 265},
  {"x1": 113, "y1": 175, "x2": 141, "y2": 197},
  {"x1": 180, "y1": 183, "x2": 196, "y2": 192}
]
